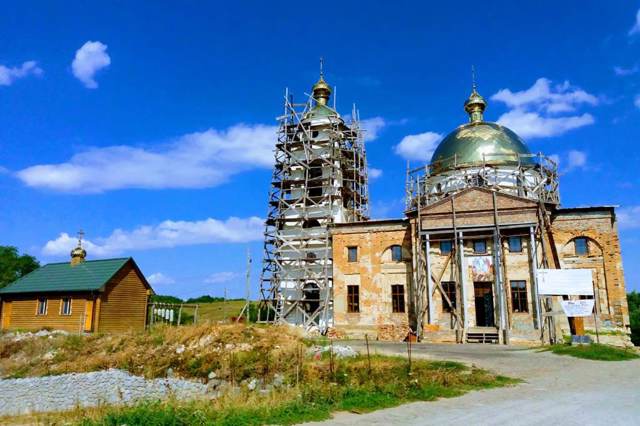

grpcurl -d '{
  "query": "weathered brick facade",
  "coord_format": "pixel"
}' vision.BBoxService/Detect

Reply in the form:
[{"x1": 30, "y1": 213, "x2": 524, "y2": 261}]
[{"x1": 331, "y1": 188, "x2": 631, "y2": 345}]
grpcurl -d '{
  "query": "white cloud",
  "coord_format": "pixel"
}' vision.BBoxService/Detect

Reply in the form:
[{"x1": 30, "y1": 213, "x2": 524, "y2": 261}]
[
  {"x1": 0, "y1": 61, "x2": 43, "y2": 86},
  {"x1": 496, "y1": 110, "x2": 594, "y2": 139},
  {"x1": 566, "y1": 150, "x2": 587, "y2": 170},
  {"x1": 360, "y1": 116, "x2": 386, "y2": 142},
  {"x1": 368, "y1": 167, "x2": 383, "y2": 179},
  {"x1": 42, "y1": 216, "x2": 264, "y2": 257},
  {"x1": 614, "y1": 65, "x2": 639, "y2": 76},
  {"x1": 204, "y1": 272, "x2": 240, "y2": 284},
  {"x1": 394, "y1": 132, "x2": 443, "y2": 162},
  {"x1": 618, "y1": 206, "x2": 640, "y2": 229},
  {"x1": 491, "y1": 78, "x2": 597, "y2": 139},
  {"x1": 491, "y1": 78, "x2": 598, "y2": 114},
  {"x1": 17, "y1": 123, "x2": 277, "y2": 192},
  {"x1": 634, "y1": 95, "x2": 640, "y2": 109},
  {"x1": 72, "y1": 41, "x2": 111, "y2": 88},
  {"x1": 147, "y1": 273, "x2": 176, "y2": 286},
  {"x1": 549, "y1": 150, "x2": 588, "y2": 173},
  {"x1": 629, "y1": 9, "x2": 640, "y2": 36}
]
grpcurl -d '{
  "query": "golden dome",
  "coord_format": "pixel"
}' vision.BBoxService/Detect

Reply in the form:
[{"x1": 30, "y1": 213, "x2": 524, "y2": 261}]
[
  {"x1": 312, "y1": 75, "x2": 332, "y2": 106},
  {"x1": 463, "y1": 86, "x2": 487, "y2": 123}
]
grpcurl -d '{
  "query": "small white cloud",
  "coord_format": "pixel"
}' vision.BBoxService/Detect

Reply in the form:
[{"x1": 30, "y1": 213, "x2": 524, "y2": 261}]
[
  {"x1": 614, "y1": 65, "x2": 639, "y2": 76},
  {"x1": 634, "y1": 95, "x2": 640, "y2": 109},
  {"x1": 42, "y1": 216, "x2": 264, "y2": 257},
  {"x1": 147, "y1": 273, "x2": 176, "y2": 286},
  {"x1": 629, "y1": 9, "x2": 640, "y2": 36},
  {"x1": 550, "y1": 150, "x2": 588, "y2": 173},
  {"x1": 368, "y1": 167, "x2": 383, "y2": 179},
  {"x1": 566, "y1": 150, "x2": 587, "y2": 170},
  {"x1": 618, "y1": 206, "x2": 640, "y2": 229},
  {"x1": 17, "y1": 123, "x2": 277, "y2": 192},
  {"x1": 0, "y1": 61, "x2": 43, "y2": 86},
  {"x1": 72, "y1": 41, "x2": 111, "y2": 88},
  {"x1": 496, "y1": 110, "x2": 594, "y2": 139},
  {"x1": 360, "y1": 117, "x2": 386, "y2": 142},
  {"x1": 394, "y1": 132, "x2": 443, "y2": 162},
  {"x1": 204, "y1": 272, "x2": 240, "y2": 284}
]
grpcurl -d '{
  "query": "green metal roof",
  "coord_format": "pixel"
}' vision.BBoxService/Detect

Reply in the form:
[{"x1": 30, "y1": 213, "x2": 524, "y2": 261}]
[{"x1": 0, "y1": 258, "x2": 131, "y2": 295}]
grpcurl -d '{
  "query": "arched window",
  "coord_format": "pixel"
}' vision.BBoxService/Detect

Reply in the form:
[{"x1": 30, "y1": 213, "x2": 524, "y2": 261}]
[
  {"x1": 574, "y1": 237, "x2": 589, "y2": 256},
  {"x1": 390, "y1": 245, "x2": 403, "y2": 262}
]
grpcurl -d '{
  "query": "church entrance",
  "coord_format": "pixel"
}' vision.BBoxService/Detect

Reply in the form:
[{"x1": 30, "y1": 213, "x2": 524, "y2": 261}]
[{"x1": 474, "y1": 282, "x2": 495, "y2": 327}]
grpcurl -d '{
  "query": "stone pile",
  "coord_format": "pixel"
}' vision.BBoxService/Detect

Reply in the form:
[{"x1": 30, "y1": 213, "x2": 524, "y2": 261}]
[{"x1": 0, "y1": 369, "x2": 210, "y2": 417}]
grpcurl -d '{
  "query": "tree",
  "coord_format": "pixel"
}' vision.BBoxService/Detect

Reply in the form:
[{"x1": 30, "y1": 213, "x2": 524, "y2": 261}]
[
  {"x1": 628, "y1": 291, "x2": 640, "y2": 346},
  {"x1": 0, "y1": 246, "x2": 40, "y2": 289}
]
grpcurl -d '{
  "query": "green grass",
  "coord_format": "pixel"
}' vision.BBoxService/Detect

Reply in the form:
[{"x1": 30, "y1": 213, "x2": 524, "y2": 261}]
[
  {"x1": 196, "y1": 300, "x2": 247, "y2": 322},
  {"x1": 546, "y1": 343, "x2": 639, "y2": 361},
  {"x1": 78, "y1": 356, "x2": 517, "y2": 426}
]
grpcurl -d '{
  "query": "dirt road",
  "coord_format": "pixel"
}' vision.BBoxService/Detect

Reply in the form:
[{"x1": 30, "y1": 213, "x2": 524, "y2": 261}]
[{"x1": 309, "y1": 342, "x2": 640, "y2": 426}]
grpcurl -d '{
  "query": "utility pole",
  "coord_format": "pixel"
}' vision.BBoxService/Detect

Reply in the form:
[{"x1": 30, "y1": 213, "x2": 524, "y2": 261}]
[{"x1": 237, "y1": 248, "x2": 252, "y2": 322}]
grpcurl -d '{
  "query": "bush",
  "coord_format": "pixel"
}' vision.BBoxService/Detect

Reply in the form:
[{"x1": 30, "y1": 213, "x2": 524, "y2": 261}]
[{"x1": 628, "y1": 291, "x2": 640, "y2": 346}]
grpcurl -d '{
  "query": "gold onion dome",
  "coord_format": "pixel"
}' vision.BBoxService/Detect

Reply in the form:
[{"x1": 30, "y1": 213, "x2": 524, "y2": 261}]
[
  {"x1": 430, "y1": 84, "x2": 534, "y2": 172},
  {"x1": 312, "y1": 74, "x2": 332, "y2": 106},
  {"x1": 70, "y1": 245, "x2": 86, "y2": 260}
]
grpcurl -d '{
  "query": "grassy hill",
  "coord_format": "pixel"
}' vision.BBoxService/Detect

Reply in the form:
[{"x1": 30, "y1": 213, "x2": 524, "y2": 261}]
[{"x1": 197, "y1": 300, "x2": 248, "y2": 322}]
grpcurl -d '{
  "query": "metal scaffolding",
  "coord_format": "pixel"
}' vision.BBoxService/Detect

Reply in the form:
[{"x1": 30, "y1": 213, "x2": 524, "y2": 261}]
[
  {"x1": 258, "y1": 78, "x2": 369, "y2": 331},
  {"x1": 405, "y1": 152, "x2": 560, "y2": 343},
  {"x1": 406, "y1": 152, "x2": 560, "y2": 210}
]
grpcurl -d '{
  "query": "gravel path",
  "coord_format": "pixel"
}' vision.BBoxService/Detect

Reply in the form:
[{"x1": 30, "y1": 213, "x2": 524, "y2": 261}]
[
  {"x1": 308, "y1": 342, "x2": 640, "y2": 426},
  {"x1": 0, "y1": 369, "x2": 209, "y2": 417}
]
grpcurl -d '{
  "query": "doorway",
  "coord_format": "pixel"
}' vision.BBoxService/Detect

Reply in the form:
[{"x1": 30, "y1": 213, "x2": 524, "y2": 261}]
[{"x1": 474, "y1": 282, "x2": 495, "y2": 327}]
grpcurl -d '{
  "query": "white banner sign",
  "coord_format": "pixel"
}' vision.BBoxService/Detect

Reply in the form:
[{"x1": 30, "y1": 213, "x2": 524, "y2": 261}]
[
  {"x1": 560, "y1": 300, "x2": 595, "y2": 317},
  {"x1": 537, "y1": 269, "x2": 593, "y2": 296}
]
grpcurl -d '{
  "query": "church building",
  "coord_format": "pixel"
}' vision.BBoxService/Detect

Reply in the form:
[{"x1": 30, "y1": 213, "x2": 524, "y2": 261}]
[{"x1": 330, "y1": 85, "x2": 630, "y2": 345}]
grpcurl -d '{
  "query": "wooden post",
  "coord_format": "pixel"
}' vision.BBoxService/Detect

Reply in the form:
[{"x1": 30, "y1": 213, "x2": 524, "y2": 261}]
[{"x1": 365, "y1": 334, "x2": 371, "y2": 374}]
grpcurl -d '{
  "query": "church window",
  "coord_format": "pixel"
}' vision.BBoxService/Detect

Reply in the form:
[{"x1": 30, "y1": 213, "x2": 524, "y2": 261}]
[
  {"x1": 574, "y1": 238, "x2": 589, "y2": 256},
  {"x1": 442, "y1": 281, "x2": 457, "y2": 312},
  {"x1": 440, "y1": 240, "x2": 452, "y2": 255},
  {"x1": 473, "y1": 239, "x2": 487, "y2": 254},
  {"x1": 347, "y1": 285, "x2": 360, "y2": 313},
  {"x1": 391, "y1": 285, "x2": 405, "y2": 313},
  {"x1": 508, "y1": 236, "x2": 522, "y2": 253},
  {"x1": 510, "y1": 281, "x2": 528, "y2": 313},
  {"x1": 391, "y1": 245, "x2": 403, "y2": 262}
]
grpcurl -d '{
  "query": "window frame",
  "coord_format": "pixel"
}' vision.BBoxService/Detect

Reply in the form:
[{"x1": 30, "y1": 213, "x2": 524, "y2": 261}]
[
  {"x1": 60, "y1": 297, "x2": 72, "y2": 316},
  {"x1": 508, "y1": 236, "x2": 522, "y2": 253},
  {"x1": 390, "y1": 245, "x2": 403, "y2": 262},
  {"x1": 347, "y1": 246, "x2": 358, "y2": 263},
  {"x1": 510, "y1": 280, "x2": 529, "y2": 313},
  {"x1": 473, "y1": 239, "x2": 487, "y2": 254},
  {"x1": 391, "y1": 284, "x2": 405, "y2": 313},
  {"x1": 440, "y1": 240, "x2": 453, "y2": 255},
  {"x1": 574, "y1": 238, "x2": 589, "y2": 256},
  {"x1": 441, "y1": 281, "x2": 457, "y2": 312},
  {"x1": 36, "y1": 297, "x2": 47, "y2": 316},
  {"x1": 347, "y1": 285, "x2": 360, "y2": 313}
]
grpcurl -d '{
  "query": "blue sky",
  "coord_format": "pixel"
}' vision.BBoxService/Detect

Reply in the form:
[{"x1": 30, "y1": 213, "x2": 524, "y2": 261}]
[{"x1": 1, "y1": 1, "x2": 639, "y2": 298}]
